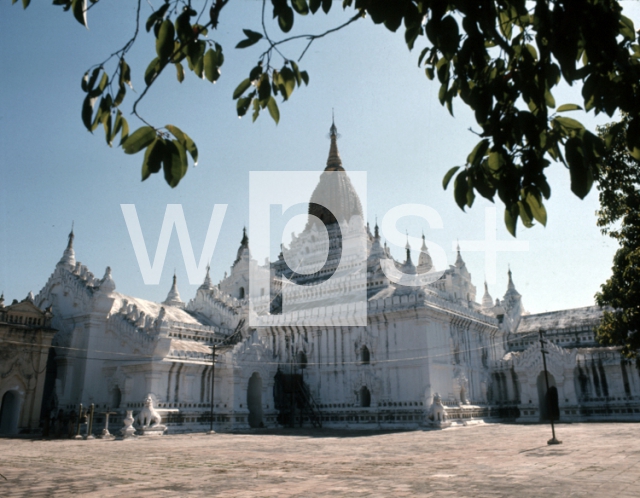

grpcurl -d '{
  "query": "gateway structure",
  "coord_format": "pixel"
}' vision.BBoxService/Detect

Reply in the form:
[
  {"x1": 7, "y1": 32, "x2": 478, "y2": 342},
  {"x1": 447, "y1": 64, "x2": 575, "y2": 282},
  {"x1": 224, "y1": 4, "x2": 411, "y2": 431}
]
[{"x1": 28, "y1": 123, "x2": 640, "y2": 433}]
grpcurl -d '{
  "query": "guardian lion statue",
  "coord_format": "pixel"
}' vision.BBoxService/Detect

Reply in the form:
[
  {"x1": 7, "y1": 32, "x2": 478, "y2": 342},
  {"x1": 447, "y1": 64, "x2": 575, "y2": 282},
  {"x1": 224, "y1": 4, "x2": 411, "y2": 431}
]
[
  {"x1": 428, "y1": 393, "x2": 447, "y2": 423},
  {"x1": 135, "y1": 396, "x2": 162, "y2": 428}
]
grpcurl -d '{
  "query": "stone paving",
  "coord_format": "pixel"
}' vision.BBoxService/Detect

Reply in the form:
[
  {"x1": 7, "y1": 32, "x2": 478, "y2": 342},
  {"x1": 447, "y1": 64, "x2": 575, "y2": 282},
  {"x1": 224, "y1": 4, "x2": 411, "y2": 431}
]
[{"x1": 1, "y1": 422, "x2": 639, "y2": 497}]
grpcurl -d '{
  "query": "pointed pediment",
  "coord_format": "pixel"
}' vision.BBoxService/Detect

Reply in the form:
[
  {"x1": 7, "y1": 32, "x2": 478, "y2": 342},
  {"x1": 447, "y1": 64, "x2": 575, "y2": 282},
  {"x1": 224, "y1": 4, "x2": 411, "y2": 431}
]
[{"x1": 6, "y1": 299, "x2": 47, "y2": 316}]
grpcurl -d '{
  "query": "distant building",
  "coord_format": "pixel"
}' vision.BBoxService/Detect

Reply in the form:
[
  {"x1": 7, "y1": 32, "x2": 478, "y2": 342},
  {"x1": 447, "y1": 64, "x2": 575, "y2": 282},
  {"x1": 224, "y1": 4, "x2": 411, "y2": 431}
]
[
  {"x1": 0, "y1": 293, "x2": 56, "y2": 434},
  {"x1": 28, "y1": 121, "x2": 640, "y2": 434}
]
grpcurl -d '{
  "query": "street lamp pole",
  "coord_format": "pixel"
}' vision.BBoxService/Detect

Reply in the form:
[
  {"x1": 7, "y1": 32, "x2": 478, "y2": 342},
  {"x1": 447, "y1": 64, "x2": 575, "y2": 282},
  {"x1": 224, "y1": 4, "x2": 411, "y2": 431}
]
[
  {"x1": 539, "y1": 329, "x2": 562, "y2": 445},
  {"x1": 208, "y1": 344, "x2": 216, "y2": 435}
]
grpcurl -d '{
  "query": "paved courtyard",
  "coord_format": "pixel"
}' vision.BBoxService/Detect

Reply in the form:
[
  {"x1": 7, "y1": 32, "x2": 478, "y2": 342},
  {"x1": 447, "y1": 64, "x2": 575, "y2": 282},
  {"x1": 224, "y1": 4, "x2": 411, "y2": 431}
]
[{"x1": 1, "y1": 422, "x2": 638, "y2": 497}]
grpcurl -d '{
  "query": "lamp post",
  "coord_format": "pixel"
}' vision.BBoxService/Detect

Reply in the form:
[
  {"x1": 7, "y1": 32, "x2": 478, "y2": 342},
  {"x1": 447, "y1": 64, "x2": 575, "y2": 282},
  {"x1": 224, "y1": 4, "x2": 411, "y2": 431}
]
[
  {"x1": 539, "y1": 329, "x2": 562, "y2": 445},
  {"x1": 208, "y1": 344, "x2": 216, "y2": 434}
]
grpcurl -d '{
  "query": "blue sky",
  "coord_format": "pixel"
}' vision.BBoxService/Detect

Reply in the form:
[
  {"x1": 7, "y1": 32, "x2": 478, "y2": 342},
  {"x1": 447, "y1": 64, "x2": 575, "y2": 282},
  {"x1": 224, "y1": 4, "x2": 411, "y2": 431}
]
[{"x1": 1, "y1": 1, "x2": 637, "y2": 314}]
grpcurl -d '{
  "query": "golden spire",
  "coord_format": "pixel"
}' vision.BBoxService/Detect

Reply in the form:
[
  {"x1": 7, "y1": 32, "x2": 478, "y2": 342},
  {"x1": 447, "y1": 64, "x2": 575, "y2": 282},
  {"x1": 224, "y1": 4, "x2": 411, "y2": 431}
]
[{"x1": 326, "y1": 111, "x2": 344, "y2": 171}]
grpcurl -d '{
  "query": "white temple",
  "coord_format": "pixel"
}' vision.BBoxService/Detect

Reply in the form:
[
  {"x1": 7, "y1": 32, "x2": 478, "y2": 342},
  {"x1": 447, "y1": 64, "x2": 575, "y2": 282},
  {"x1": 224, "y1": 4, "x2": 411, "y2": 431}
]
[{"x1": 29, "y1": 121, "x2": 640, "y2": 433}]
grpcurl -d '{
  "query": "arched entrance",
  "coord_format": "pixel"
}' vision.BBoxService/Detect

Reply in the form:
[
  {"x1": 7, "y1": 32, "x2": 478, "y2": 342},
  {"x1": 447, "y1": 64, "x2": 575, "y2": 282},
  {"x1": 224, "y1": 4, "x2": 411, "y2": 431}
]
[
  {"x1": 0, "y1": 391, "x2": 21, "y2": 435},
  {"x1": 537, "y1": 372, "x2": 559, "y2": 421},
  {"x1": 247, "y1": 373, "x2": 263, "y2": 428},
  {"x1": 360, "y1": 386, "x2": 371, "y2": 408}
]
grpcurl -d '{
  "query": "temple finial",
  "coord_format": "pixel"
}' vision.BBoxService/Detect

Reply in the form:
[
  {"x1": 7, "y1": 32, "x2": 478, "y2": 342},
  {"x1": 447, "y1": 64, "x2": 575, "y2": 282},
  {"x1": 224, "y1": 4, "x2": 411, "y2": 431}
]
[
  {"x1": 201, "y1": 263, "x2": 213, "y2": 289},
  {"x1": 57, "y1": 223, "x2": 76, "y2": 269},
  {"x1": 163, "y1": 272, "x2": 184, "y2": 308},
  {"x1": 326, "y1": 111, "x2": 343, "y2": 171},
  {"x1": 455, "y1": 240, "x2": 465, "y2": 268}
]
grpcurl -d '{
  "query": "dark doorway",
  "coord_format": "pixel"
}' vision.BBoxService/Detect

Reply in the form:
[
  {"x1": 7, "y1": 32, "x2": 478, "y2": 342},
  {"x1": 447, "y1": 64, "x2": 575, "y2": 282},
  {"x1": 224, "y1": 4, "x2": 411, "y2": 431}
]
[
  {"x1": 297, "y1": 351, "x2": 307, "y2": 370},
  {"x1": 361, "y1": 346, "x2": 370, "y2": 365},
  {"x1": 247, "y1": 372, "x2": 263, "y2": 428},
  {"x1": 360, "y1": 386, "x2": 371, "y2": 408},
  {"x1": 112, "y1": 386, "x2": 122, "y2": 409},
  {"x1": 0, "y1": 391, "x2": 21, "y2": 434},
  {"x1": 537, "y1": 372, "x2": 559, "y2": 421}
]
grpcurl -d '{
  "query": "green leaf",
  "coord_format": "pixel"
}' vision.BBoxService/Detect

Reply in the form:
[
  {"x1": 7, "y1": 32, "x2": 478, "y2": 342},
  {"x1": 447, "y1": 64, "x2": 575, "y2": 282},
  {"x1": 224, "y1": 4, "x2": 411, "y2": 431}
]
[
  {"x1": 112, "y1": 110, "x2": 123, "y2": 138},
  {"x1": 290, "y1": 61, "x2": 303, "y2": 86},
  {"x1": 544, "y1": 86, "x2": 556, "y2": 108},
  {"x1": 156, "y1": 20, "x2": 175, "y2": 60},
  {"x1": 498, "y1": 9, "x2": 513, "y2": 40},
  {"x1": 257, "y1": 73, "x2": 271, "y2": 103},
  {"x1": 278, "y1": 6, "x2": 294, "y2": 32},
  {"x1": 86, "y1": 71, "x2": 108, "y2": 98},
  {"x1": 453, "y1": 171, "x2": 469, "y2": 210},
  {"x1": 321, "y1": 0, "x2": 332, "y2": 14},
  {"x1": 278, "y1": 67, "x2": 296, "y2": 99},
  {"x1": 203, "y1": 49, "x2": 220, "y2": 82},
  {"x1": 442, "y1": 166, "x2": 460, "y2": 190},
  {"x1": 467, "y1": 139, "x2": 489, "y2": 167},
  {"x1": 267, "y1": 96, "x2": 280, "y2": 124},
  {"x1": 81, "y1": 94, "x2": 98, "y2": 132},
  {"x1": 309, "y1": 0, "x2": 321, "y2": 13},
  {"x1": 146, "y1": 3, "x2": 169, "y2": 32},
  {"x1": 119, "y1": 58, "x2": 132, "y2": 88},
  {"x1": 554, "y1": 116, "x2": 585, "y2": 130},
  {"x1": 22, "y1": 0, "x2": 31, "y2": 8},
  {"x1": 518, "y1": 202, "x2": 533, "y2": 228},
  {"x1": 233, "y1": 78, "x2": 251, "y2": 99},
  {"x1": 83, "y1": 67, "x2": 101, "y2": 93},
  {"x1": 166, "y1": 124, "x2": 198, "y2": 165},
  {"x1": 236, "y1": 91, "x2": 255, "y2": 117},
  {"x1": 466, "y1": 175, "x2": 475, "y2": 207},
  {"x1": 118, "y1": 117, "x2": 129, "y2": 146},
  {"x1": 565, "y1": 137, "x2": 593, "y2": 199},
  {"x1": 300, "y1": 71, "x2": 309, "y2": 85},
  {"x1": 252, "y1": 98, "x2": 260, "y2": 122},
  {"x1": 236, "y1": 37, "x2": 262, "y2": 49},
  {"x1": 425, "y1": 67, "x2": 435, "y2": 80},
  {"x1": 194, "y1": 55, "x2": 204, "y2": 79},
  {"x1": 176, "y1": 62, "x2": 185, "y2": 83},
  {"x1": 504, "y1": 206, "x2": 518, "y2": 237},
  {"x1": 525, "y1": 191, "x2": 547, "y2": 226},
  {"x1": 163, "y1": 140, "x2": 188, "y2": 188},
  {"x1": 487, "y1": 151, "x2": 504, "y2": 171},
  {"x1": 236, "y1": 29, "x2": 263, "y2": 48},
  {"x1": 103, "y1": 111, "x2": 112, "y2": 146},
  {"x1": 186, "y1": 40, "x2": 206, "y2": 73},
  {"x1": 141, "y1": 138, "x2": 165, "y2": 181},
  {"x1": 144, "y1": 57, "x2": 162, "y2": 86},
  {"x1": 71, "y1": 0, "x2": 87, "y2": 29},
  {"x1": 557, "y1": 104, "x2": 583, "y2": 112},
  {"x1": 114, "y1": 85, "x2": 126, "y2": 107},
  {"x1": 121, "y1": 126, "x2": 157, "y2": 155},
  {"x1": 620, "y1": 15, "x2": 636, "y2": 41},
  {"x1": 249, "y1": 64, "x2": 263, "y2": 82},
  {"x1": 291, "y1": 0, "x2": 309, "y2": 15},
  {"x1": 174, "y1": 10, "x2": 193, "y2": 43}
]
